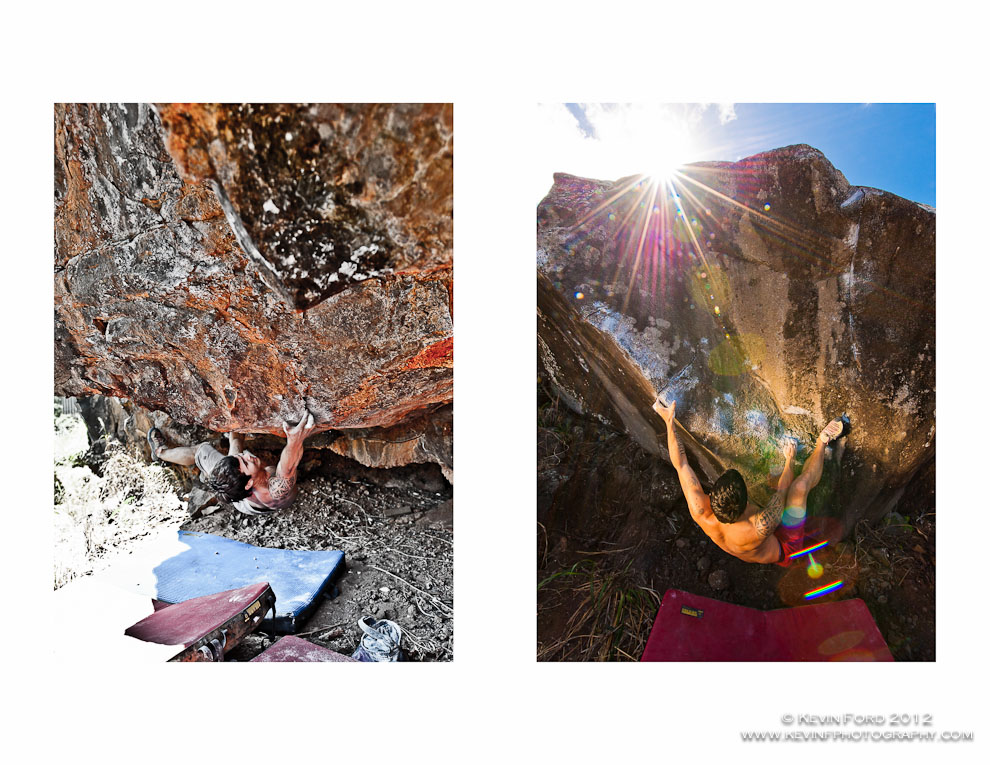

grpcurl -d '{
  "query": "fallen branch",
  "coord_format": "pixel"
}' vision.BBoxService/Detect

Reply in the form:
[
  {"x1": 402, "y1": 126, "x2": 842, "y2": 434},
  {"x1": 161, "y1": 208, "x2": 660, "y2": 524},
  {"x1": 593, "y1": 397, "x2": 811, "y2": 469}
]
[
  {"x1": 422, "y1": 531, "x2": 453, "y2": 546},
  {"x1": 293, "y1": 621, "x2": 348, "y2": 639},
  {"x1": 338, "y1": 497, "x2": 370, "y2": 524},
  {"x1": 368, "y1": 564, "x2": 453, "y2": 615}
]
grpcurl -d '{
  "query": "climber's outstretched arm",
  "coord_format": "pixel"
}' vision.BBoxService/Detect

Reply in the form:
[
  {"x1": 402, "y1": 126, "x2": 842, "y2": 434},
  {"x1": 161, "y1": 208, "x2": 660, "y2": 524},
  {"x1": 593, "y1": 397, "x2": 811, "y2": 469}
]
[
  {"x1": 269, "y1": 413, "x2": 317, "y2": 501},
  {"x1": 653, "y1": 398, "x2": 708, "y2": 515},
  {"x1": 227, "y1": 432, "x2": 245, "y2": 455}
]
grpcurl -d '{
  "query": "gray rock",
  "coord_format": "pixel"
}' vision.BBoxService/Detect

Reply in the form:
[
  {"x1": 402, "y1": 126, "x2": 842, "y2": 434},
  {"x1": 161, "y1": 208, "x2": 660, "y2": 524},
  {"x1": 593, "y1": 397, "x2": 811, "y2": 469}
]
[
  {"x1": 708, "y1": 570, "x2": 729, "y2": 591},
  {"x1": 186, "y1": 487, "x2": 217, "y2": 516}
]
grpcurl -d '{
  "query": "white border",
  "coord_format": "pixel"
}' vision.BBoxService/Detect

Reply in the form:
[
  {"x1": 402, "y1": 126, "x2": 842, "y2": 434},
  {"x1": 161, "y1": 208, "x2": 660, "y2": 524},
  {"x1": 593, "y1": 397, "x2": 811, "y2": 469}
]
[{"x1": 3, "y1": 1, "x2": 986, "y2": 762}]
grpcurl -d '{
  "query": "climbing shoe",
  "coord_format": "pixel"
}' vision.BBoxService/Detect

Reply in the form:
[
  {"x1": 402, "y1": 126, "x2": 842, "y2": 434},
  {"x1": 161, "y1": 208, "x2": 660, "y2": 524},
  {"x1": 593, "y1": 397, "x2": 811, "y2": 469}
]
[
  {"x1": 351, "y1": 617, "x2": 403, "y2": 662},
  {"x1": 147, "y1": 427, "x2": 168, "y2": 462},
  {"x1": 819, "y1": 414, "x2": 851, "y2": 444}
]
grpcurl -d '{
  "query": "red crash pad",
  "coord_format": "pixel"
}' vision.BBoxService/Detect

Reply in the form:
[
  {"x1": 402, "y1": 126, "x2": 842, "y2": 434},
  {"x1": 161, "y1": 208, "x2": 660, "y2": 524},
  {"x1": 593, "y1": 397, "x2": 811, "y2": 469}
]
[
  {"x1": 250, "y1": 635, "x2": 358, "y2": 662},
  {"x1": 125, "y1": 582, "x2": 275, "y2": 661},
  {"x1": 641, "y1": 589, "x2": 893, "y2": 662}
]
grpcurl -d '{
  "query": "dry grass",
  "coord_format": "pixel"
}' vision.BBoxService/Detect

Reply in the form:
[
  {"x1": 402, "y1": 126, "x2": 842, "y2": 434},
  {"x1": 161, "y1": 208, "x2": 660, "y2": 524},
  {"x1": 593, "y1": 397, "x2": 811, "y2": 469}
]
[
  {"x1": 54, "y1": 415, "x2": 186, "y2": 589},
  {"x1": 537, "y1": 558, "x2": 661, "y2": 662}
]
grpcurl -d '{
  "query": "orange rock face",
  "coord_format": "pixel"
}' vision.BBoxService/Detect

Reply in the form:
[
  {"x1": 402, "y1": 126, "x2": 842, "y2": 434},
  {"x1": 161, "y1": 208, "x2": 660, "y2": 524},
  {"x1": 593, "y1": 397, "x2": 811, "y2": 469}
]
[{"x1": 55, "y1": 103, "x2": 453, "y2": 469}]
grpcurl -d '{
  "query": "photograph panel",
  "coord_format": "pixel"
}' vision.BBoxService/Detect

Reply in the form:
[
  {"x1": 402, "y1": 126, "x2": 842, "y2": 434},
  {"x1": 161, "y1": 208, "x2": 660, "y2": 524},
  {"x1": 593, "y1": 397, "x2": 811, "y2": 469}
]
[
  {"x1": 54, "y1": 103, "x2": 453, "y2": 662},
  {"x1": 536, "y1": 103, "x2": 934, "y2": 662}
]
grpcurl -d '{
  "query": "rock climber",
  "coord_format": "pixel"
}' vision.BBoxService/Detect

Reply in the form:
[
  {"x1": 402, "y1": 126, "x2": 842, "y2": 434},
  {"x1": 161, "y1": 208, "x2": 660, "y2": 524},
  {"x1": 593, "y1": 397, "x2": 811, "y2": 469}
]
[
  {"x1": 146, "y1": 413, "x2": 319, "y2": 516},
  {"x1": 652, "y1": 398, "x2": 849, "y2": 565}
]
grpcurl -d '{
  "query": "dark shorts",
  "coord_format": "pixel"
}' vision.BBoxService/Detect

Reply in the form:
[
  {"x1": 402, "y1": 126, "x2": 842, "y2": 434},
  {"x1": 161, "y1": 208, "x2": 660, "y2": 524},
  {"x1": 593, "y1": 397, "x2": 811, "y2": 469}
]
[{"x1": 774, "y1": 524, "x2": 806, "y2": 567}]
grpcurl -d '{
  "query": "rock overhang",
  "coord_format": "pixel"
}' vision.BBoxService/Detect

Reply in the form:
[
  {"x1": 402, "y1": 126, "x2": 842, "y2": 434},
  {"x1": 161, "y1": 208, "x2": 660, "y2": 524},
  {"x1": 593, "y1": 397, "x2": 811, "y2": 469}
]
[
  {"x1": 537, "y1": 145, "x2": 934, "y2": 527},
  {"x1": 55, "y1": 103, "x2": 453, "y2": 456}
]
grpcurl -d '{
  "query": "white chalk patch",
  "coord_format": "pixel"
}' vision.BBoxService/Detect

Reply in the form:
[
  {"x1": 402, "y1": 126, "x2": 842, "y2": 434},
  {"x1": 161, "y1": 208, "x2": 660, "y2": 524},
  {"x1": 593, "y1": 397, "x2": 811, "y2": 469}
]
[
  {"x1": 840, "y1": 188, "x2": 865, "y2": 209},
  {"x1": 783, "y1": 405, "x2": 811, "y2": 415},
  {"x1": 844, "y1": 222, "x2": 860, "y2": 250},
  {"x1": 263, "y1": 199, "x2": 280, "y2": 215}
]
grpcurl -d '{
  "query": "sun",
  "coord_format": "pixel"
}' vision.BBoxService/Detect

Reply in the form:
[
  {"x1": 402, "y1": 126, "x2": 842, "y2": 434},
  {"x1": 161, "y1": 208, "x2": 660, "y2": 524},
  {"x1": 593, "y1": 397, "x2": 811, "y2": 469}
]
[
  {"x1": 604, "y1": 109, "x2": 698, "y2": 183},
  {"x1": 648, "y1": 143, "x2": 690, "y2": 182}
]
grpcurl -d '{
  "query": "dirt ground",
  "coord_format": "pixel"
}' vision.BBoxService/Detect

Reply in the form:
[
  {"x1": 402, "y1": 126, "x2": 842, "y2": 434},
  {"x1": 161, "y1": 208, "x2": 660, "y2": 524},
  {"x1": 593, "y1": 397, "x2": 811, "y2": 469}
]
[
  {"x1": 54, "y1": 408, "x2": 453, "y2": 662},
  {"x1": 536, "y1": 385, "x2": 935, "y2": 662},
  {"x1": 186, "y1": 467, "x2": 453, "y2": 662}
]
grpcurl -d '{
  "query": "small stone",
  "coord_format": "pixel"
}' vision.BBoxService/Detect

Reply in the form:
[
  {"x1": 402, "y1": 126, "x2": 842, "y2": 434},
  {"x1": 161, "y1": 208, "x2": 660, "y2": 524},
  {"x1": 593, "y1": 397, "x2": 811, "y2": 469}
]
[
  {"x1": 406, "y1": 605, "x2": 417, "y2": 617},
  {"x1": 696, "y1": 556, "x2": 711, "y2": 572},
  {"x1": 379, "y1": 586, "x2": 391, "y2": 596},
  {"x1": 871, "y1": 548, "x2": 890, "y2": 567},
  {"x1": 385, "y1": 504, "x2": 413, "y2": 518},
  {"x1": 708, "y1": 570, "x2": 729, "y2": 591},
  {"x1": 675, "y1": 538, "x2": 689, "y2": 549}
]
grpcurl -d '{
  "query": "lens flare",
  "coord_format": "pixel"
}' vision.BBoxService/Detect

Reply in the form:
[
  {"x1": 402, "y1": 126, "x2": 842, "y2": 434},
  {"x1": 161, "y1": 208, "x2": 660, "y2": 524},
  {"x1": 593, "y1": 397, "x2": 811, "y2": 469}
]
[
  {"x1": 806, "y1": 554, "x2": 824, "y2": 579},
  {"x1": 804, "y1": 580, "x2": 844, "y2": 600},
  {"x1": 574, "y1": 292, "x2": 585, "y2": 300},
  {"x1": 780, "y1": 505, "x2": 807, "y2": 528},
  {"x1": 787, "y1": 540, "x2": 829, "y2": 559}
]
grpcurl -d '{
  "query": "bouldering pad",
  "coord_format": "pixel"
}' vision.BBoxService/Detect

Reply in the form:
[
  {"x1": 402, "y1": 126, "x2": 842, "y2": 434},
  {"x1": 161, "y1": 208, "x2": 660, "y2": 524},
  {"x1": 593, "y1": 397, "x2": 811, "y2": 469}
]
[
  {"x1": 250, "y1": 635, "x2": 358, "y2": 662},
  {"x1": 125, "y1": 583, "x2": 275, "y2": 661},
  {"x1": 641, "y1": 589, "x2": 893, "y2": 662},
  {"x1": 128, "y1": 531, "x2": 344, "y2": 633}
]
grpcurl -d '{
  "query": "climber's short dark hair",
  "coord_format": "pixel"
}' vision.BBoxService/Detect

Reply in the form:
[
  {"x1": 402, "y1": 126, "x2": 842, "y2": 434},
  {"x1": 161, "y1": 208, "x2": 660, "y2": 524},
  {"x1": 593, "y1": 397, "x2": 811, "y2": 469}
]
[
  {"x1": 710, "y1": 469, "x2": 747, "y2": 523},
  {"x1": 208, "y1": 456, "x2": 251, "y2": 503}
]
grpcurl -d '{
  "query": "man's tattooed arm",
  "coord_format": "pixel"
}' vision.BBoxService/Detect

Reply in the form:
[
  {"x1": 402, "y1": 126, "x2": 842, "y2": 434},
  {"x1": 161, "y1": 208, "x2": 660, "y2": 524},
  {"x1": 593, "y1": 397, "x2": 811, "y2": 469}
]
[
  {"x1": 268, "y1": 474, "x2": 295, "y2": 502},
  {"x1": 268, "y1": 414, "x2": 316, "y2": 507},
  {"x1": 664, "y1": 417, "x2": 706, "y2": 512},
  {"x1": 666, "y1": 418, "x2": 690, "y2": 473},
  {"x1": 752, "y1": 497, "x2": 785, "y2": 539}
]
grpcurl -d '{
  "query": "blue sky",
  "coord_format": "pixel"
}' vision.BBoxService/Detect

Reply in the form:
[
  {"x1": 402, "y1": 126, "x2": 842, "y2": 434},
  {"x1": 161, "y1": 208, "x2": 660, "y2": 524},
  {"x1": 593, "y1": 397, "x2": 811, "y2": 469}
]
[{"x1": 537, "y1": 103, "x2": 935, "y2": 207}]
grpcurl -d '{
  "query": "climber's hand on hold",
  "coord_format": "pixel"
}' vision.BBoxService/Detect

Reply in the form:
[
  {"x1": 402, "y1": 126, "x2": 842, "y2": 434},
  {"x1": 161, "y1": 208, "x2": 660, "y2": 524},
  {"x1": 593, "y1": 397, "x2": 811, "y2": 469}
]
[
  {"x1": 653, "y1": 397, "x2": 676, "y2": 426},
  {"x1": 283, "y1": 412, "x2": 316, "y2": 442}
]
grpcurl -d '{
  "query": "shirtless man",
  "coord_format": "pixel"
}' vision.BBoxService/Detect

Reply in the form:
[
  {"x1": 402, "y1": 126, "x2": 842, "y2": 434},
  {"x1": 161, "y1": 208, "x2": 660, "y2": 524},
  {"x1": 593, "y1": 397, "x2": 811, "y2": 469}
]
[
  {"x1": 147, "y1": 414, "x2": 318, "y2": 516},
  {"x1": 652, "y1": 399, "x2": 848, "y2": 564}
]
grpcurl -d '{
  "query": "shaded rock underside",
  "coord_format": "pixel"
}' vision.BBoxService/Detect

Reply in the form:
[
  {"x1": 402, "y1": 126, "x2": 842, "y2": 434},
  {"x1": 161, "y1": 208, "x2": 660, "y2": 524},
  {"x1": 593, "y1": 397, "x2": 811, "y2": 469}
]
[{"x1": 55, "y1": 103, "x2": 453, "y2": 474}]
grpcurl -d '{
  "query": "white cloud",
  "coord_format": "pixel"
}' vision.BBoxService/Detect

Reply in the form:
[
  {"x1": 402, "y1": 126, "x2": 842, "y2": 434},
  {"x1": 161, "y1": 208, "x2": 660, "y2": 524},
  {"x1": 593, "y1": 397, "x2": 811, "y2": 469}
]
[{"x1": 532, "y1": 103, "x2": 738, "y2": 205}]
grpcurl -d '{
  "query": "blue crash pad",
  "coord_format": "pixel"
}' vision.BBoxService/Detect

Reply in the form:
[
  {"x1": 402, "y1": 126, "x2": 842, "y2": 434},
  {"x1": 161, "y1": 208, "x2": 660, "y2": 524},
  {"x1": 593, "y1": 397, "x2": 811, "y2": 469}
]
[{"x1": 149, "y1": 531, "x2": 344, "y2": 633}]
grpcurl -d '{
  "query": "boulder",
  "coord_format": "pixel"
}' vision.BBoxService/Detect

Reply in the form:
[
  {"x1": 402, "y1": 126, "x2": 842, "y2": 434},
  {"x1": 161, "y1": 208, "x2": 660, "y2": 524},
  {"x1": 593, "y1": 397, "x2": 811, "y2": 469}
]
[
  {"x1": 329, "y1": 404, "x2": 453, "y2": 483},
  {"x1": 537, "y1": 145, "x2": 934, "y2": 529},
  {"x1": 55, "y1": 103, "x2": 452, "y2": 477}
]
